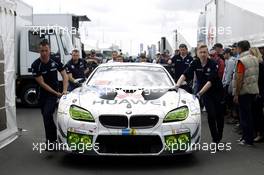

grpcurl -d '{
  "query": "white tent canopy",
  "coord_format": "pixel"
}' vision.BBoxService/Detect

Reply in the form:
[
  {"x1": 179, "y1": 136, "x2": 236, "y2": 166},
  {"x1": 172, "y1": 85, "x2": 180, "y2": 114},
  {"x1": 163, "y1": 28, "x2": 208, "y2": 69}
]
[{"x1": 0, "y1": 0, "x2": 17, "y2": 149}]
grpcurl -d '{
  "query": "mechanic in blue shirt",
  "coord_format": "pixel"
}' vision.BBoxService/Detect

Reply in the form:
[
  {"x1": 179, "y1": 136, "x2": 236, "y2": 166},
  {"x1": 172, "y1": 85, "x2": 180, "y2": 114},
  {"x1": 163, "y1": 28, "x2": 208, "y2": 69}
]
[
  {"x1": 168, "y1": 44, "x2": 193, "y2": 93},
  {"x1": 176, "y1": 44, "x2": 224, "y2": 144},
  {"x1": 65, "y1": 49, "x2": 89, "y2": 91},
  {"x1": 31, "y1": 39, "x2": 68, "y2": 146}
]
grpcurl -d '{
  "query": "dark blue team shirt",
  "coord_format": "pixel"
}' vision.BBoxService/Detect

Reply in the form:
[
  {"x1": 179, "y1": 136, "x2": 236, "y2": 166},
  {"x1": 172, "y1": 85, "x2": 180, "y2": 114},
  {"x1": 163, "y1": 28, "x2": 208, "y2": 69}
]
[
  {"x1": 171, "y1": 54, "x2": 193, "y2": 81},
  {"x1": 31, "y1": 57, "x2": 64, "y2": 97},
  {"x1": 64, "y1": 59, "x2": 87, "y2": 79},
  {"x1": 183, "y1": 58, "x2": 223, "y2": 95}
]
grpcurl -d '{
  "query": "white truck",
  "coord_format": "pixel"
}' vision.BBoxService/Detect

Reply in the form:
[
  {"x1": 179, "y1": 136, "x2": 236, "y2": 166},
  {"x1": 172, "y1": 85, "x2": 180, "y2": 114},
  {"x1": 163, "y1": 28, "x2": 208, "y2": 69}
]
[
  {"x1": 15, "y1": 4, "x2": 77, "y2": 107},
  {"x1": 33, "y1": 14, "x2": 90, "y2": 58},
  {"x1": 199, "y1": 0, "x2": 264, "y2": 48}
]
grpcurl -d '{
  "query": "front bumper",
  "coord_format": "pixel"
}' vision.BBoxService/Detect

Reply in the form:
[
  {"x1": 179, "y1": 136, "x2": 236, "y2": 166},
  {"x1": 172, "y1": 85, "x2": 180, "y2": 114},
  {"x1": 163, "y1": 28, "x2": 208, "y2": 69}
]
[{"x1": 57, "y1": 115, "x2": 201, "y2": 156}]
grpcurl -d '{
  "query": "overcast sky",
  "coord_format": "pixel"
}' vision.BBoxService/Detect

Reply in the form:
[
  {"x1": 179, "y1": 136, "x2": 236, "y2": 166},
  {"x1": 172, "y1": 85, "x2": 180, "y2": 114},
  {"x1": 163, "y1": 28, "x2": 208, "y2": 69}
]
[{"x1": 22, "y1": 0, "x2": 264, "y2": 54}]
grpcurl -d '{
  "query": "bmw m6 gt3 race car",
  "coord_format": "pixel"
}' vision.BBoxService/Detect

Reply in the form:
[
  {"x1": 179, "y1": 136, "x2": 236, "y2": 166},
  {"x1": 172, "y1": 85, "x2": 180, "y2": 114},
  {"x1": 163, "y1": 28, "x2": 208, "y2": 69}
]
[{"x1": 57, "y1": 63, "x2": 201, "y2": 156}]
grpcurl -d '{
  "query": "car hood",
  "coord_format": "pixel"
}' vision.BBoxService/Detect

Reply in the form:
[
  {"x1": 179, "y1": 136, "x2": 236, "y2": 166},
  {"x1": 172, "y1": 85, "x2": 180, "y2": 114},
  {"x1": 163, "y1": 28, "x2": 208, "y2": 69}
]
[{"x1": 61, "y1": 86, "x2": 195, "y2": 117}]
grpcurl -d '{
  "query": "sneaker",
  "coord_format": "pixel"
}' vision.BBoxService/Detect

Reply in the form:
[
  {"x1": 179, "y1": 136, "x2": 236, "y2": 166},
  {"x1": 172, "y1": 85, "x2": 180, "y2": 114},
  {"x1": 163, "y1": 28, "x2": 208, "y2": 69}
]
[
  {"x1": 236, "y1": 138, "x2": 244, "y2": 142},
  {"x1": 254, "y1": 135, "x2": 264, "y2": 142},
  {"x1": 238, "y1": 140, "x2": 253, "y2": 147}
]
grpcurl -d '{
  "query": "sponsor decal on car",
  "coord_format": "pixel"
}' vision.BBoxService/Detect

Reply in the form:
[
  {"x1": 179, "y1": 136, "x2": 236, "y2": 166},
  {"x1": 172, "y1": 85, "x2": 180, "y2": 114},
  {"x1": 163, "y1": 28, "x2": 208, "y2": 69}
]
[
  {"x1": 122, "y1": 128, "x2": 137, "y2": 135},
  {"x1": 93, "y1": 99, "x2": 166, "y2": 106}
]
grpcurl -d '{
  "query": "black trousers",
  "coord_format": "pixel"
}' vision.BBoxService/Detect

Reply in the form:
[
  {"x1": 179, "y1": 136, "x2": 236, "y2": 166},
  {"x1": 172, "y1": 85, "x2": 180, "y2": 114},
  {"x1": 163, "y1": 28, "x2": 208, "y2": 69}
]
[
  {"x1": 39, "y1": 96, "x2": 58, "y2": 142},
  {"x1": 252, "y1": 96, "x2": 264, "y2": 135},
  {"x1": 238, "y1": 94, "x2": 255, "y2": 144},
  {"x1": 203, "y1": 94, "x2": 225, "y2": 143},
  {"x1": 223, "y1": 85, "x2": 233, "y2": 115}
]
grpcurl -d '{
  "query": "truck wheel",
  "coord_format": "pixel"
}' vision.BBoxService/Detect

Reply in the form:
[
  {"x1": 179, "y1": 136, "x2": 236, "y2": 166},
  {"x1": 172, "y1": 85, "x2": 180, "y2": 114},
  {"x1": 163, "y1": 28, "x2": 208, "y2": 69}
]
[{"x1": 20, "y1": 84, "x2": 39, "y2": 107}]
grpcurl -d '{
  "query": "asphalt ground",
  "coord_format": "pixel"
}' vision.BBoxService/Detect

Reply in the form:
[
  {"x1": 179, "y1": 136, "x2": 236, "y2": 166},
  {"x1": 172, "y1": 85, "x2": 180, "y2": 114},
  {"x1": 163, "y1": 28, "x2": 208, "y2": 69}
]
[{"x1": 0, "y1": 107, "x2": 264, "y2": 175}]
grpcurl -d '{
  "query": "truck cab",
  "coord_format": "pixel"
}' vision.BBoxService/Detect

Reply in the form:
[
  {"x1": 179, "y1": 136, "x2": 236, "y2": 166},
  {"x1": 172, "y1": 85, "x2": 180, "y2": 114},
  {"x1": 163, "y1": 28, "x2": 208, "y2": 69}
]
[{"x1": 16, "y1": 26, "x2": 73, "y2": 107}]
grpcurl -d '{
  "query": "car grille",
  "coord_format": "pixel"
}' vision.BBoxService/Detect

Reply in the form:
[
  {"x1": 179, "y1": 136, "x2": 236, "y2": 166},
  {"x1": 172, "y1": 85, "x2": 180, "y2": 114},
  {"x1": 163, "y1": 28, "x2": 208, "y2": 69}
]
[
  {"x1": 130, "y1": 115, "x2": 159, "y2": 129},
  {"x1": 99, "y1": 115, "x2": 128, "y2": 129},
  {"x1": 99, "y1": 115, "x2": 159, "y2": 129},
  {"x1": 96, "y1": 135, "x2": 163, "y2": 154}
]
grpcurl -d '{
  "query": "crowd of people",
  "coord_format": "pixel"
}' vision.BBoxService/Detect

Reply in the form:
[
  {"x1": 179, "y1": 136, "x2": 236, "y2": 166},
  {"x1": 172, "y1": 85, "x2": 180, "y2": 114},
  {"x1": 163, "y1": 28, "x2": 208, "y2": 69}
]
[
  {"x1": 155, "y1": 41, "x2": 264, "y2": 146},
  {"x1": 31, "y1": 38, "x2": 264, "y2": 149}
]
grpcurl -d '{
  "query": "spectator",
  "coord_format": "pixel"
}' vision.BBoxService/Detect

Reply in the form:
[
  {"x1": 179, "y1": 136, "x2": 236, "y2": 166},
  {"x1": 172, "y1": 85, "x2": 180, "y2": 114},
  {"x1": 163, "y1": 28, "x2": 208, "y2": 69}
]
[
  {"x1": 86, "y1": 49, "x2": 100, "y2": 75},
  {"x1": 233, "y1": 40, "x2": 259, "y2": 146},
  {"x1": 173, "y1": 49, "x2": 180, "y2": 57},
  {"x1": 157, "y1": 50, "x2": 170, "y2": 64},
  {"x1": 107, "y1": 50, "x2": 119, "y2": 63},
  {"x1": 87, "y1": 49, "x2": 100, "y2": 64},
  {"x1": 222, "y1": 48, "x2": 237, "y2": 124},
  {"x1": 230, "y1": 42, "x2": 239, "y2": 59},
  {"x1": 139, "y1": 53, "x2": 148, "y2": 63},
  {"x1": 116, "y1": 55, "x2": 124, "y2": 62},
  {"x1": 127, "y1": 56, "x2": 133, "y2": 62},
  {"x1": 153, "y1": 52, "x2": 161, "y2": 63},
  {"x1": 250, "y1": 47, "x2": 264, "y2": 142},
  {"x1": 228, "y1": 42, "x2": 241, "y2": 127},
  {"x1": 212, "y1": 43, "x2": 225, "y2": 80}
]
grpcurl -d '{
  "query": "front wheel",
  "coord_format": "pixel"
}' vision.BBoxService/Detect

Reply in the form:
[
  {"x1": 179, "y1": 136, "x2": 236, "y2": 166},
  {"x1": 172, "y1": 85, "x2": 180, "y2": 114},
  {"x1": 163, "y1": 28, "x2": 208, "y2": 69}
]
[{"x1": 20, "y1": 84, "x2": 39, "y2": 107}]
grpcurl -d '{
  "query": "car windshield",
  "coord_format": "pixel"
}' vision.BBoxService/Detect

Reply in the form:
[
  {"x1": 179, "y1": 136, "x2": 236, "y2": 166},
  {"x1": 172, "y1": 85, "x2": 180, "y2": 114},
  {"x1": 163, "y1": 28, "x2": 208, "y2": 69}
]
[{"x1": 87, "y1": 65, "x2": 174, "y2": 88}]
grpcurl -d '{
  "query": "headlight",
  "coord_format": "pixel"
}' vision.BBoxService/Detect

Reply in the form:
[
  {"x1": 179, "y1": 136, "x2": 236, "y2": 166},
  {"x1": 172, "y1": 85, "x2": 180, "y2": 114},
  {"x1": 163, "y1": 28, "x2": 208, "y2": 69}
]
[
  {"x1": 69, "y1": 105, "x2": 95, "y2": 122},
  {"x1": 67, "y1": 131, "x2": 93, "y2": 152},
  {"x1": 164, "y1": 133, "x2": 190, "y2": 152},
  {"x1": 163, "y1": 106, "x2": 189, "y2": 122}
]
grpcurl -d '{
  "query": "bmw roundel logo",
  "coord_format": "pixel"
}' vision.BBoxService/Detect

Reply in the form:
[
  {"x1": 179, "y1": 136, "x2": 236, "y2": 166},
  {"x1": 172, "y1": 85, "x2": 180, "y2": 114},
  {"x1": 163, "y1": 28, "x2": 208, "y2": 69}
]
[{"x1": 126, "y1": 110, "x2": 132, "y2": 114}]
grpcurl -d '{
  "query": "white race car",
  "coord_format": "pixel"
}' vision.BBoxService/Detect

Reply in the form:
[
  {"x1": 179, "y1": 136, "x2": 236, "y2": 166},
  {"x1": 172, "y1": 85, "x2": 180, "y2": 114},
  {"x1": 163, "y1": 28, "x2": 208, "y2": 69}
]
[{"x1": 57, "y1": 63, "x2": 201, "y2": 156}]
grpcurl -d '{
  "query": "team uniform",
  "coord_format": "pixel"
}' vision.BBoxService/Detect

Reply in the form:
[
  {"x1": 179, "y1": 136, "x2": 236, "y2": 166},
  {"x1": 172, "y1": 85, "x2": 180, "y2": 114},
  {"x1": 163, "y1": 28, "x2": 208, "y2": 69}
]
[
  {"x1": 184, "y1": 58, "x2": 224, "y2": 143},
  {"x1": 31, "y1": 57, "x2": 64, "y2": 143},
  {"x1": 171, "y1": 54, "x2": 193, "y2": 93},
  {"x1": 64, "y1": 59, "x2": 88, "y2": 91}
]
